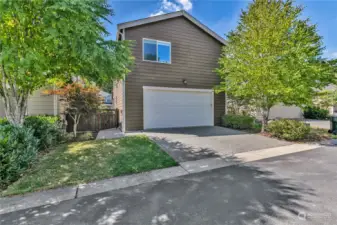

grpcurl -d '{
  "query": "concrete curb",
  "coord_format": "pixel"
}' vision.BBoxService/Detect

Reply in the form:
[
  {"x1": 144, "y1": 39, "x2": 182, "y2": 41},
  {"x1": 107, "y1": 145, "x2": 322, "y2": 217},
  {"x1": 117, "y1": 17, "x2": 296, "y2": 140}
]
[
  {"x1": 0, "y1": 166, "x2": 187, "y2": 215},
  {"x1": 0, "y1": 143, "x2": 320, "y2": 215}
]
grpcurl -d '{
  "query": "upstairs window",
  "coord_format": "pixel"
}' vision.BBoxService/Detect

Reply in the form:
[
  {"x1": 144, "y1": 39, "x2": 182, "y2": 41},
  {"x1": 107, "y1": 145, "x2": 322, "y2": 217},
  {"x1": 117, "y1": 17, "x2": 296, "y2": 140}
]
[{"x1": 143, "y1": 39, "x2": 171, "y2": 64}]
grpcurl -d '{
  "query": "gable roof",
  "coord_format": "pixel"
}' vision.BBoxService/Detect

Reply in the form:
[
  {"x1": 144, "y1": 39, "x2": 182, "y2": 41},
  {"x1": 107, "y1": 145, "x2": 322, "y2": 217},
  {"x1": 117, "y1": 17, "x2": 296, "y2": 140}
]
[{"x1": 117, "y1": 10, "x2": 226, "y2": 45}]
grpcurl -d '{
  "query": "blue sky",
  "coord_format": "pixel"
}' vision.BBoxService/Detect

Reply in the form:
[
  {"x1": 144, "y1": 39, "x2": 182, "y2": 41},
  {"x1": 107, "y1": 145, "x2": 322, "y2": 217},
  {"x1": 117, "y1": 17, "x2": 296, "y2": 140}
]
[{"x1": 107, "y1": 0, "x2": 337, "y2": 58}]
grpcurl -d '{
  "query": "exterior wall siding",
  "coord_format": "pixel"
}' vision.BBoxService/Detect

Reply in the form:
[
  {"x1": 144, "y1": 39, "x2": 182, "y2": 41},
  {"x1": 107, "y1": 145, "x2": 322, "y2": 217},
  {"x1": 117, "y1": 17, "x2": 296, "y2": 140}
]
[
  {"x1": 269, "y1": 104, "x2": 303, "y2": 119},
  {"x1": 0, "y1": 88, "x2": 59, "y2": 118},
  {"x1": 27, "y1": 89, "x2": 57, "y2": 115},
  {"x1": 124, "y1": 17, "x2": 226, "y2": 131}
]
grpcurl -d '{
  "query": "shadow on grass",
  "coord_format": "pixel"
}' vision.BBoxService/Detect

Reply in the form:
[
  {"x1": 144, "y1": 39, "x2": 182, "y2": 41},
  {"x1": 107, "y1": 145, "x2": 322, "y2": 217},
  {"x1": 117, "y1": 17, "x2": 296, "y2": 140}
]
[{"x1": 0, "y1": 161, "x2": 316, "y2": 225}]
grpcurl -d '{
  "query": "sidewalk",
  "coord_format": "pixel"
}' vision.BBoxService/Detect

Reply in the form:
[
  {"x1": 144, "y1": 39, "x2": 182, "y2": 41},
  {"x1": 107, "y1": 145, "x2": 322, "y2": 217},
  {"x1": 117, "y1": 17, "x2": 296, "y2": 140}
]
[{"x1": 0, "y1": 143, "x2": 319, "y2": 215}]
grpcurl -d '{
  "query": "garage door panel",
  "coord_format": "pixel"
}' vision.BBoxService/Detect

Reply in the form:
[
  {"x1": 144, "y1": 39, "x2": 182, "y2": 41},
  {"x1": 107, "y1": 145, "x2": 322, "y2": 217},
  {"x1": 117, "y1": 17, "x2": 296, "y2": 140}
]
[{"x1": 144, "y1": 87, "x2": 213, "y2": 129}]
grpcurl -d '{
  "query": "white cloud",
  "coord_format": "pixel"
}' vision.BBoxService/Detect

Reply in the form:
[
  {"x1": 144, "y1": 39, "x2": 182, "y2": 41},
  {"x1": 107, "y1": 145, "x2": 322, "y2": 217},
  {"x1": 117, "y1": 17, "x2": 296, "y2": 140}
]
[
  {"x1": 150, "y1": 10, "x2": 165, "y2": 17},
  {"x1": 176, "y1": 0, "x2": 192, "y2": 11},
  {"x1": 150, "y1": 0, "x2": 192, "y2": 17},
  {"x1": 162, "y1": 0, "x2": 181, "y2": 11}
]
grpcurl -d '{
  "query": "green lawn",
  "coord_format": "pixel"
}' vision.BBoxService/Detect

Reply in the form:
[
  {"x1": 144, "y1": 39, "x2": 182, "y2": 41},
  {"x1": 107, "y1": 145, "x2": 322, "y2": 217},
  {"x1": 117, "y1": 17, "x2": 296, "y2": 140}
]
[{"x1": 2, "y1": 135, "x2": 177, "y2": 196}]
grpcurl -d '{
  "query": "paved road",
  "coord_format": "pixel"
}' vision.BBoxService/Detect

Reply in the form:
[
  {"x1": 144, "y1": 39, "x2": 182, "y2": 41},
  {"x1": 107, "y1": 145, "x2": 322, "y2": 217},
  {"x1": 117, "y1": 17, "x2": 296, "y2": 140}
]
[
  {"x1": 145, "y1": 126, "x2": 290, "y2": 162},
  {"x1": 1, "y1": 147, "x2": 337, "y2": 225}
]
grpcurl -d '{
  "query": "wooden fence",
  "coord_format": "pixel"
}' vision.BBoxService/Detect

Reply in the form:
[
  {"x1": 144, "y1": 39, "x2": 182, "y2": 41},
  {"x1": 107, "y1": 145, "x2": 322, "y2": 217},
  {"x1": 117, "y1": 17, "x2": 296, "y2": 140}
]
[{"x1": 66, "y1": 109, "x2": 119, "y2": 132}]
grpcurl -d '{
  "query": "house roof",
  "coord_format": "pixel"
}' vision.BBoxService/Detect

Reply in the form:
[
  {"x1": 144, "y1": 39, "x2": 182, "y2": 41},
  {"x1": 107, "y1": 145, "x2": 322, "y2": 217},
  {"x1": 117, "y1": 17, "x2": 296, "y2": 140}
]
[{"x1": 117, "y1": 10, "x2": 226, "y2": 45}]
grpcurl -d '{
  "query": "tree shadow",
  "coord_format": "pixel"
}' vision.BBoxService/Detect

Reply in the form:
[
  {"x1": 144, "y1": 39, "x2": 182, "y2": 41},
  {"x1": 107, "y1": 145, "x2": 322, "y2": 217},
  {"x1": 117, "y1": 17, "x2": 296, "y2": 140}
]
[
  {"x1": 1, "y1": 162, "x2": 317, "y2": 225},
  {"x1": 152, "y1": 136, "x2": 223, "y2": 162},
  {"x1": 145, "y1": 126, "x2": 290, "y2": 162}
]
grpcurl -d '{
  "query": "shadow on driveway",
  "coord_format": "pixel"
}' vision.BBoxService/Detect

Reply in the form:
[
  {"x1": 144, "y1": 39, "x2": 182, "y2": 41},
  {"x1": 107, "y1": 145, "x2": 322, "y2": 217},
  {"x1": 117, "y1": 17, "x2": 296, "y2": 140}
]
[
  {"x1": 145, "y1": 126, "x2": 291, "y2": 162},
  {"x1": 1, "y1": 163, "x2": 315, "y2": 225}
]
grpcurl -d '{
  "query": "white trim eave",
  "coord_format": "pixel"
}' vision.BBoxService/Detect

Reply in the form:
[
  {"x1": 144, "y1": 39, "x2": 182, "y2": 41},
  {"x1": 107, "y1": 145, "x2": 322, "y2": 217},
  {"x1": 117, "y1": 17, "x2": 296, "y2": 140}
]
[
  {"x1": 143, "y1": 86, "x2": 214, "y2": 93},
  {"x1": 117, "y1": 10, "x2": 226, "y2": 45}
]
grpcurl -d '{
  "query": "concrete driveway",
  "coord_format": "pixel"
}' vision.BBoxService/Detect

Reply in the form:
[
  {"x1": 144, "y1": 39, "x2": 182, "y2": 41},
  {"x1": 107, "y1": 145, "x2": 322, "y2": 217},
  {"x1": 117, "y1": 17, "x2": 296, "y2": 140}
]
[
  {"x1": 1, "y1": 146, "x2": 336, "y2": 225},
  {"x1": 144, "y1": 126, "x2": 291, "y2": 162}
]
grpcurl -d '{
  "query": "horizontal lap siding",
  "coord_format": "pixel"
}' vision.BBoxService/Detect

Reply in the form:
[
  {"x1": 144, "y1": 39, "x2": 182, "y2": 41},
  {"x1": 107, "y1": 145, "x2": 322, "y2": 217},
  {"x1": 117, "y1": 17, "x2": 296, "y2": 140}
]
[
  {"x1": 125, "y1": 17, "x2": 226, "y2": 131},
  {"x1": 27, "y1": 89, "x2": 56, "y2": 115},
  {"x1": 0, "y1": 89, "x2": 59, "y2": 117}
]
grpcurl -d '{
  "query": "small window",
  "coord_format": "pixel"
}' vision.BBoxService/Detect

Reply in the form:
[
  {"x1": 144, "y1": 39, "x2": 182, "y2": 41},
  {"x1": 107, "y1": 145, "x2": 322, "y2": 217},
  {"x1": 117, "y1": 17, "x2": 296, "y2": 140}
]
[{"x1": 143, "y1": 39, "x2": 171, "y2": 64}]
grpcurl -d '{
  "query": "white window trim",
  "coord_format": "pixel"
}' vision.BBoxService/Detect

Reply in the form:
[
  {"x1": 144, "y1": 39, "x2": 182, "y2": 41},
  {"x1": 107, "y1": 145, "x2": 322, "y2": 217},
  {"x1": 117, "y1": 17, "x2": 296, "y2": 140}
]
[{"x1": 142, "y1": 38, "x2": 171, "y2": 64}]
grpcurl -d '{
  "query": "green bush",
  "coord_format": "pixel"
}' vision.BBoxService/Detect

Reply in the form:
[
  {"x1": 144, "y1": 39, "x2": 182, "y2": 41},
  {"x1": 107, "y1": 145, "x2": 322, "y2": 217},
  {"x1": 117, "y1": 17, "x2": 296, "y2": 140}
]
[
  {"x1": 0, "y1": 125, "x2": 39, "y2": 189},
  {"x1": 75, "y1": 132, "x2": 94, "y2": 141},
  {"x1": 303, "y1": 106, "x2": 329, "y2": 120},
  {"x1": 267, "y1": 119, "x2": 310, "y2": 141},
  {"x1": 0, "y1": 118, "x2": 9, "y2": 126},
  {"x1": 24, "y1": 116, "x2": 62, "y2": 150},
  {"x1": 222, "y1": 114, "x2": 255, "y2": 130}
]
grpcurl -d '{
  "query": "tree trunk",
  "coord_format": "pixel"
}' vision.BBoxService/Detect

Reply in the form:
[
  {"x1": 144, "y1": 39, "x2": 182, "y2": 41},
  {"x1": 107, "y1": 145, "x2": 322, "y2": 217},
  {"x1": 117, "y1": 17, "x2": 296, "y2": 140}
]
[
  {"x1": 1, "y1": 65, "x2": 28, "y2": 125},
  {"x1": 4, "y1": 96, "x2": 28, "y2": 125},
  {"x1": 261, "y1": 107, "x2": 270, "y2": 133},
  {"x1": 73, "y1": 122, "x2": 77, "y2": 138},
  {"x1": 71, "y1": 114, "x2": 81, "y2": 137}
]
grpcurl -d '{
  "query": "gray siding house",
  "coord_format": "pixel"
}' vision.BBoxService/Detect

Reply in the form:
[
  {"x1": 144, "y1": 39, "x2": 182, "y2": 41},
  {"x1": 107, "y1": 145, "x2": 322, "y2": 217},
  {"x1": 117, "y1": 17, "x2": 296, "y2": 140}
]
[{"x1": 114, "y1": 11, "x2": 226, "y2": 132}]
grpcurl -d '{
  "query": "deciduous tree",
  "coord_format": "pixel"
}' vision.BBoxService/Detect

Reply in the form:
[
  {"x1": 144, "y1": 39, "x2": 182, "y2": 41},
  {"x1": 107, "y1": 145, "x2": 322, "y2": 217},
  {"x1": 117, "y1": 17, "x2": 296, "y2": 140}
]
[
  {"x1": 216, "y1": 0, "x2": 336, "y2": 131},
  {"x1": 0, "y1": 0, "x2": 133, "y2": 125},
  {"x1": 46, "y1": 82, "x2": 102, "y2": 137}
]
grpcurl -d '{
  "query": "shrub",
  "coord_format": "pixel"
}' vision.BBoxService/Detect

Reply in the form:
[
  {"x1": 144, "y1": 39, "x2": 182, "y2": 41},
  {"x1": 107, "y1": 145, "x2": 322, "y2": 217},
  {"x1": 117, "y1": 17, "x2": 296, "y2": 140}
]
[
  {"x1": 303, "y1": 106, "x2": 329, "y2": 120},
  {"x1": 76, "y1": 132, "x2": 94, "y2": 141},
  {"x1": 24, "y1": 116, "x2": 62, "y2": 150},
  {"x1": 0, "y1": 125, "x2": 39, "y2": 189},
  {"x1": 222, "y1": 114, "x2": 255, "y2": 130},
  {"x1": 0, "y1": 118, "x2": 9, "y2": 126},
  {"x1": 267, "y1": 119, "x2": 310, "y2": 141}
]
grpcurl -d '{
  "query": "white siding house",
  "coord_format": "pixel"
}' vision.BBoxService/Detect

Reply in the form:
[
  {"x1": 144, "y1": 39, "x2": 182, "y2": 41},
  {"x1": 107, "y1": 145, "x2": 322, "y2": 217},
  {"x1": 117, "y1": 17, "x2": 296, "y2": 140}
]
[{"x1": 0, "y1": 88, "x2": 61, "y2": 117}]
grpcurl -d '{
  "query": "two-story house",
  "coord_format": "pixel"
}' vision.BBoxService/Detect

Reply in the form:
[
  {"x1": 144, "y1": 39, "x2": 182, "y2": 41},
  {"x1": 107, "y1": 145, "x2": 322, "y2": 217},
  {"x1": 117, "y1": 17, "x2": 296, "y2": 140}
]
[{"x1": 114, "y1": 10, "x2": 226, "y2": 132}]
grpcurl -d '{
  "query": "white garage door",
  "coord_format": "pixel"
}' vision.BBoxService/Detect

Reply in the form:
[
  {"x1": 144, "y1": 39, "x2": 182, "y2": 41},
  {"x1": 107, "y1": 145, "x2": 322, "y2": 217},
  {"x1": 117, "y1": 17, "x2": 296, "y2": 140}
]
[{"x1": 143, "y1": 86, "x2": 214, "y2": 129}]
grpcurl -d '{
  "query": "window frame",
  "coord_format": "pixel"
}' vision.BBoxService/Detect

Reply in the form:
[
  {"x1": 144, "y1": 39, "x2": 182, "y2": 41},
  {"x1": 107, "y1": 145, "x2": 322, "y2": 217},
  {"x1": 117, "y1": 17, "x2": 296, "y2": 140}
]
[{"x1": 142, "y1": 38, "x2": 171, "y2": 64}]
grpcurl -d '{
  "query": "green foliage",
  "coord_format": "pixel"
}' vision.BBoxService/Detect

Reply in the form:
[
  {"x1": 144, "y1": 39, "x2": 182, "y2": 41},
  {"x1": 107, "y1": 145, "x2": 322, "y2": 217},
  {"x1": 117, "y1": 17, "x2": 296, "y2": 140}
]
[
  {"x1": 101, "y1": 82, "x2": 114, "y2": 94},
  {"x1": 24, "y1": 116, "x2": 62, "y2": 150},
  {"x1": 303, "y1": 106, "x2": 329, "y2": 120},
  {"x1": 314, "y1": 90, "x2": 336, "y2": 110},
  {"x1": 0, "y1": 0, "x2": 134, "y2": 124},
  {"x1": 0, "y1": 125, "x2": 39, "y2": 189},
  {"x1": 222, "y1": 114, "x2": 255, "y2": 130},
  {"x1": 75, "y1": 132, "x2": 94, "y2": 141},
  {"x1": 0, "y1": 118, "x2": 9, "y2": 126},
  {"x1": 267, "y1": 119, "x2": 310, "y2": 141},
  {"x1": 46, "y1": 82, "x2": 102, "y2": 137},
  {"x1": 216, "y1": 0, "x2": 337, "y2": 130}
]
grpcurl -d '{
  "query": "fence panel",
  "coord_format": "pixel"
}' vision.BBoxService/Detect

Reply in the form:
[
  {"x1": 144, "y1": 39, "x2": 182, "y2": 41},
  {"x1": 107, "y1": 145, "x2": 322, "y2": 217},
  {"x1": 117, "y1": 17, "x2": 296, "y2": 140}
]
[{"x1": 66, "y1": 109, "x2": 119, "y2": 132}]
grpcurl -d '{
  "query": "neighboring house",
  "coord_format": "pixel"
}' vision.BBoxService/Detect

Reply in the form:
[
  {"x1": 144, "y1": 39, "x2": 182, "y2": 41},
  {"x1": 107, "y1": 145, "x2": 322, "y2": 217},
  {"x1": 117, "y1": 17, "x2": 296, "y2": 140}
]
[
  {"x1": 268, "y1": 84, "x2": 337, "y2": 119},
  {"x1": 114, "y1": 10, "x2": 226, "y2": 132},
  {"x1": 269, "y1": 105, "x2": 303, "y2": 119},
  {"x1": 0, "y1": 88, "x2": 114, "y2": 119},
  {"x1": 0, "y1": 88, "x2": 61, "y2": 117},
  {"x1": 100, "y1": 91, "x2": 113, "y2": 105}
]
